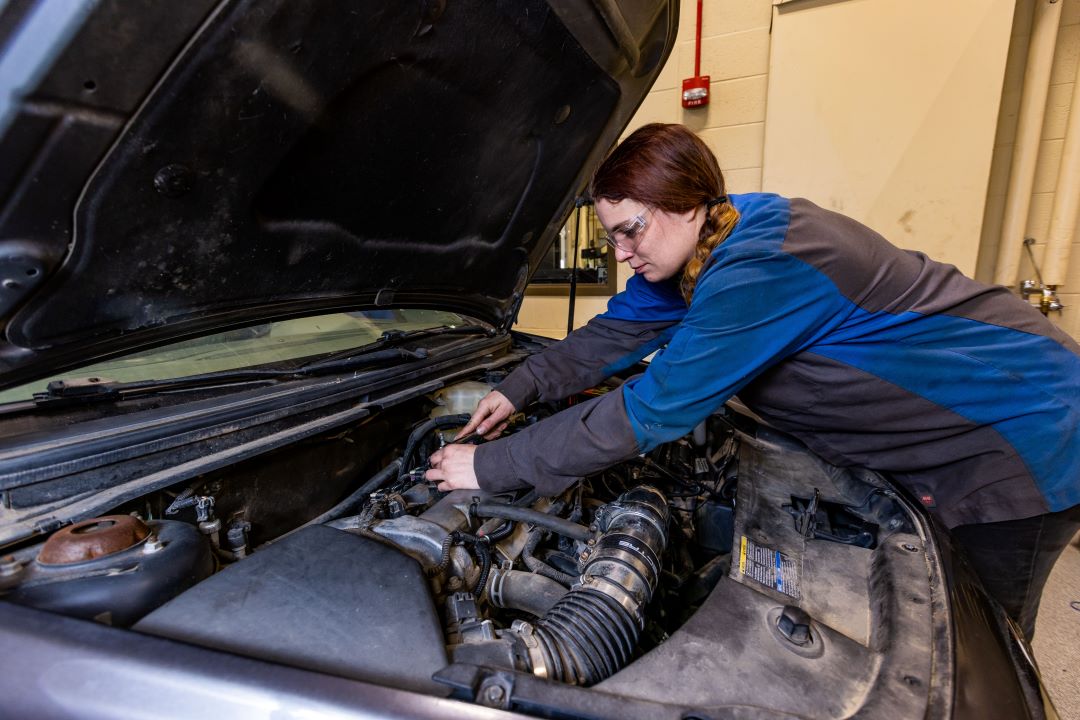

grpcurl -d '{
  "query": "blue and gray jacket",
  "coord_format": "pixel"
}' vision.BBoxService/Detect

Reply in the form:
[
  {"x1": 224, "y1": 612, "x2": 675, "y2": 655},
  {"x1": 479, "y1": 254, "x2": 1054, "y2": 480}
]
[{"x1": 475, "y1": 193, "x2": 1080, "y2": 528}]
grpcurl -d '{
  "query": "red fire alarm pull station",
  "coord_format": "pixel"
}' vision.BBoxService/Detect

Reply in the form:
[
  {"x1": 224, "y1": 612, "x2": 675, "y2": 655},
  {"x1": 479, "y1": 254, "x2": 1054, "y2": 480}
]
[{"x1": 682, "y1": 0, "x2": 709, "y2": 108}]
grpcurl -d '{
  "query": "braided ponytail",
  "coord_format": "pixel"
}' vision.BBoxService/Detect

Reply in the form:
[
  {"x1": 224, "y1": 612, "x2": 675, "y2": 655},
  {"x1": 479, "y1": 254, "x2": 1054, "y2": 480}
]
[{"x1": 680, "y1": 200, "x2": 740, "y2": 303}]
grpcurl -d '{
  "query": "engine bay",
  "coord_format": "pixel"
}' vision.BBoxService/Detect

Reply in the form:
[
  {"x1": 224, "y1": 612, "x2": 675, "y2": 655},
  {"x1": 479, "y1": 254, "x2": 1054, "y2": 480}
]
[{"x1": 0, "y1": 373, "x2": 943, "y2": 719}]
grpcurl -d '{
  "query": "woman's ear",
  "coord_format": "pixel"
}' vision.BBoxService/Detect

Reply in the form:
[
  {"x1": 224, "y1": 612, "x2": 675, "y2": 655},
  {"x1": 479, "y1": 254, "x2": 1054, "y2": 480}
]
[{"x1": 682, "y1": 204, "x2": 706, "y2": 227}]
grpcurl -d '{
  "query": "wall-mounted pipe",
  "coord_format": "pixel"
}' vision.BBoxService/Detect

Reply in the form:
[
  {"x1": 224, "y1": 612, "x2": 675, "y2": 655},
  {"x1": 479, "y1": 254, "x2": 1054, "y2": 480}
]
[
  {"x1": 1042, "y1": 48, "x2": 1080, "y2": 287},
  {"x1": 993, "y1": 0, "x2": 1063, "y2": 288}
]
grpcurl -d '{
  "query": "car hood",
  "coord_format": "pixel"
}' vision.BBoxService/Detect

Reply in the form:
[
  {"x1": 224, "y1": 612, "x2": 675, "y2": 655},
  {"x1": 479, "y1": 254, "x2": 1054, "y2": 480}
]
[{"x1": 0, "y1": 0, "x2": 676, "y2": 390}]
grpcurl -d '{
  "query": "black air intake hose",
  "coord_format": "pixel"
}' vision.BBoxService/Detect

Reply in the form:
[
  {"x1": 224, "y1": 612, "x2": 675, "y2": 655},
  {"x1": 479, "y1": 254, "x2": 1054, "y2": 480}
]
[{"x1": 509, "y1": 486, "x2": 668, "y2": 686}]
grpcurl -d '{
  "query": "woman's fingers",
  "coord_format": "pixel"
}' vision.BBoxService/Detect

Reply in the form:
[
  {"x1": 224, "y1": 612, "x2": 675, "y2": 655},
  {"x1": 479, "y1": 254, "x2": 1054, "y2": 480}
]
[
  {"x1": 458, "y1": 409, "x2": 489, "y2": 438},
  {"x1": 424, "y1": 444, "x2": 480, "y2": 490},
  {"x1": 459, "y1": 395, "x2": 500, "y2": 436},
  {"x1": 474, "y1": 393, "x2": 513, "y2": 435},
  {"x1": 482, "y1": 421, "x2": 509, "y2": 441},
  {"x1": 459, "y1": 391, "x2": 514, "y2": 439}
]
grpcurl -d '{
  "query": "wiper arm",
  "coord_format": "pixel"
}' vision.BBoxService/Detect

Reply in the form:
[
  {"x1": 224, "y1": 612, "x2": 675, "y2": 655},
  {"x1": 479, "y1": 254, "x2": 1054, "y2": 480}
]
[
  {"x1": 31, "y1": 347, "x2": 430, "y2": 408},
  {"x1": 290, "y1": 346, "x2": 428, "y2": 374},
  {"x1": 301, "y1": 324, "x2": 492, "y2": 367}
]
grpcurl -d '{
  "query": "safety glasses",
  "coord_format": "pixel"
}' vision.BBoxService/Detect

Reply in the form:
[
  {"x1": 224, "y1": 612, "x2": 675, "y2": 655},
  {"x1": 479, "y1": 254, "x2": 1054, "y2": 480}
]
[{"x1": 602, "y1": 208, "x2": 652, "y2": 253}]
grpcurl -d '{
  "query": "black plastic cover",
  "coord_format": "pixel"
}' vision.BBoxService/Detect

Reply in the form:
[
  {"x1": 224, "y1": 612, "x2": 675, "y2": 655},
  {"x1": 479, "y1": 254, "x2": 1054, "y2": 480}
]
[{"x1": 134, "y1": 525, "x2": 450, "y2": 696}]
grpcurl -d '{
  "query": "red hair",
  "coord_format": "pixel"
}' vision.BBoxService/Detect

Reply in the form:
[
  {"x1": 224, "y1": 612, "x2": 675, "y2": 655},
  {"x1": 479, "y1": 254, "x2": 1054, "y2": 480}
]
[{"x1": 590, "y1": 123, "x2": 739, "y2": 302}]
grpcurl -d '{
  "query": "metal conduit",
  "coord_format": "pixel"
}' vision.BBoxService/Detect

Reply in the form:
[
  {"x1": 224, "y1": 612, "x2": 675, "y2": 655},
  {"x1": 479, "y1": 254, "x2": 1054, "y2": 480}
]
[
  {"x1": 994, "y1": 0, "x2": 1063, "y2": 287},
  {"x1": 1042, "y1": 46, "x2": 1080, "y2": 287}
]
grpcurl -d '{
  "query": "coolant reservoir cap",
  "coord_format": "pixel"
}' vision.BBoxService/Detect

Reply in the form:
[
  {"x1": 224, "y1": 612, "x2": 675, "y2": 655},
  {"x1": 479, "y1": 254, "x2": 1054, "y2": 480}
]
[{"x1": 38, "y1": 515, "x2": 151, "y2": 565}]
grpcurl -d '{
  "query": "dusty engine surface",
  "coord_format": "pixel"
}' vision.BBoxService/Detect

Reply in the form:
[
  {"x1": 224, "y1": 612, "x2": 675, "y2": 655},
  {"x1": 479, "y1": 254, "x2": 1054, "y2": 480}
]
[
  {"x1": 0, "y1": 377, "x2": 743, "y2": 691},
  {"x1": 134, "y1": 523, "x2": 450, "y2": 695},
  {"x1": 0, "y1": 378, "x2": 920, "y2": 717}
]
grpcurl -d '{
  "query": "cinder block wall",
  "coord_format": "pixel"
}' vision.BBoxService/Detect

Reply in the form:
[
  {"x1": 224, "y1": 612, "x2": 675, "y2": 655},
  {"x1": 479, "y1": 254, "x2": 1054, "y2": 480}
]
[
  {"x1": 520, "y1": 0, "x2": 1080, "y2": 341},
  {"x1": 514, "y1": 0, "x2": 774, "y2": 338},
  {"x1": 977, "y1": 0, "x2": 1080, "y2": 338},
  {"x1": 632, "y1": 1, "x2": 772, "y2": 194}
]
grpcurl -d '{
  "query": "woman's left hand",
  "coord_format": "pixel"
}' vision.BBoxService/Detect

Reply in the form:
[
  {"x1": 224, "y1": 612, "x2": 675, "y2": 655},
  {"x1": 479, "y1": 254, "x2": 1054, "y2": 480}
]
[{"x1": 425, "y1": 444, "x2": 480, "y2": 491}]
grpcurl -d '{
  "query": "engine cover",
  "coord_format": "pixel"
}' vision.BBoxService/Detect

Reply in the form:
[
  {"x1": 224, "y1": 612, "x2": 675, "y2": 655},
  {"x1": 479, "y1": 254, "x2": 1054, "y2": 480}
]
[{"x1": 135, "y1": 525, "x2": 449, "y2": 695}]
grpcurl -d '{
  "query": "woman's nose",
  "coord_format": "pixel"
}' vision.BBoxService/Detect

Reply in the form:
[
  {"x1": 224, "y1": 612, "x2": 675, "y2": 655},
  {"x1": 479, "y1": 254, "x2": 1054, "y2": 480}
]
[{"x1": 613, "y1": 245, "x2": 633, "y2": 263}]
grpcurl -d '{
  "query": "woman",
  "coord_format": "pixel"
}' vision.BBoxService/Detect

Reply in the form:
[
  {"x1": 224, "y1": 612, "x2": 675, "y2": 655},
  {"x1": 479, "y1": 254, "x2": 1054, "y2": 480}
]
[{"x1": 426, "y1": 123, "x2": 1080, "y2": 637}]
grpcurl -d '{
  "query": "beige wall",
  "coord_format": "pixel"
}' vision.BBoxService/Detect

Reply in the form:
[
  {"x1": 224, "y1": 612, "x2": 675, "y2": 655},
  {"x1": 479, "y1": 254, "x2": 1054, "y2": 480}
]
[
  {"x1": 515, "y1": 1, "x2": 774, "y2": 338},
  {"x1": 762, "y1": 0, "x2": 1014, "y2": 276},
  {"x1": 518, "y1": 0, "x2": 1080, "y2": 341},
  {"x1": 977, "y1": 0, "x2": 1080, "y2": 338}
]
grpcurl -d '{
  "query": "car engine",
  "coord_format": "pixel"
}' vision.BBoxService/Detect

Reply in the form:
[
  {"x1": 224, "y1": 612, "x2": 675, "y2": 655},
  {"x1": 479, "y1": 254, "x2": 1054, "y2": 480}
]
[{"x1": 0, "y1": 376, "x2": 932, "y2": 717}]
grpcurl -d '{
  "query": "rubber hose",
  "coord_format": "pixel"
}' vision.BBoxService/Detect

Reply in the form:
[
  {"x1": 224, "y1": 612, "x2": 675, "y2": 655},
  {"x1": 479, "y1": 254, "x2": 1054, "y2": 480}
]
[
  {"x1": 452, "y1": 529, "x2": 483, "y2": 545},
  {"x1": 473, "y1": 503, "x2": 593, "y2": 542},
  {"x1": 475, "y1": 491, "x2": 538, "y2": 537},
  {"x1": 302, "y1": 460, "x2": 402, "y2": 527},
  {"x1": 482, "y1": 520, "x2": 515, "y2": 543},
  {"x1": 524, "y1": 554, "x2": 578, "y2": 587},
  {"x1": 398, "y1": 413, "x2": 472, "y2": 482},
  {"x1": 487, "y1": 569, "x2": 570, "y2": 617},
  {"x1": 512, "y1": 486, "x2": 669, "y2": 686},
  {"x1": 532, "y1": 588, "x2": 639, "y2": 686}
]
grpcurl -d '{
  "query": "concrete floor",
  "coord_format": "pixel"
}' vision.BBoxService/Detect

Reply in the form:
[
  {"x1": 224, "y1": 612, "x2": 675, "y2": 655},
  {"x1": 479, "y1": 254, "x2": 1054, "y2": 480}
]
[{"x1": 1033, "y1": 532, "x2": 1080, "y2": 719}]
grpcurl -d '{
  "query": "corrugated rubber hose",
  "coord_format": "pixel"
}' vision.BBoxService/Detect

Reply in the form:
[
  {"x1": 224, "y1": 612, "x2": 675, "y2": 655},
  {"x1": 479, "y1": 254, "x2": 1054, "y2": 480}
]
[{"x1": 510, "y1": 486, "x2": 669, "y2": 686}]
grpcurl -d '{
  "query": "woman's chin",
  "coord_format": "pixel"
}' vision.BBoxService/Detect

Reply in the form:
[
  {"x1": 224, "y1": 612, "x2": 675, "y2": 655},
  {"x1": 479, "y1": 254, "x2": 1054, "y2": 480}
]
[{"x1": 640, "y1": 266, "x2": 675, "y2": 282}]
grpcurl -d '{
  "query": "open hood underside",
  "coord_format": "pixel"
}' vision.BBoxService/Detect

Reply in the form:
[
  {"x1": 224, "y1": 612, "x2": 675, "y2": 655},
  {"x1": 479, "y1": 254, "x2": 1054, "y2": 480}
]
[{"x1": 0, "y1": 0, "x2": 676, "y2": 389}]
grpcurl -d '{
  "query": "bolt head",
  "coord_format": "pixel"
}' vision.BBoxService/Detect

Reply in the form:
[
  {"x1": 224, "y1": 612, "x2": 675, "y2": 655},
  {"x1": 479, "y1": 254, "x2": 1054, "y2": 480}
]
[
  {"x1": 484, "y1": 685, "x2": 505, "y2": 703},
  {"x1": 142, "y1": 535, "x2": 165, "y2": 554},
  {"x1": 776, "y1": 605, "x2": 813, "y2": 646}
]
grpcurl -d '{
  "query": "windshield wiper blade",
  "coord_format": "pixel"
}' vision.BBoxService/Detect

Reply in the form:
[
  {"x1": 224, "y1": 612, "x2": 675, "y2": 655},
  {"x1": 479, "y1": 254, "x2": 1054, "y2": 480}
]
[
  {"x1": 30, "y1": 348, "x2": 431, "y2": 408},
  {"x1": 289, "y1": 346, "x2": 428, "y2": 374},
  {"x1": 300, "y1": 324, "x2": 492, "y2": 368},
  {"x1": 26, "y1": 324, "x2": 494, "y2": 409}
]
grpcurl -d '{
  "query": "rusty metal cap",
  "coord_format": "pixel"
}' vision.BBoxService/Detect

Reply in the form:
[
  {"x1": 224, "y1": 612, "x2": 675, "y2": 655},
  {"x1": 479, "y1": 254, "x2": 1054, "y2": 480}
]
[{"x1": 38, "y1": 515, "x2": 151, "y2": 565}]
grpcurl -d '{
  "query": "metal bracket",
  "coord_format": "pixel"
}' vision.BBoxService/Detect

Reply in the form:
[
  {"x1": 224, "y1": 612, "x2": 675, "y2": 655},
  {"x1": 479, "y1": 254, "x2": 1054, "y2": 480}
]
[
  {"x1": 1020, "y1": 238, "x2": 1064, "y2": 316},
  {"x1": 1020, "y1": 279, "x2": 1064, "y2": 315}
]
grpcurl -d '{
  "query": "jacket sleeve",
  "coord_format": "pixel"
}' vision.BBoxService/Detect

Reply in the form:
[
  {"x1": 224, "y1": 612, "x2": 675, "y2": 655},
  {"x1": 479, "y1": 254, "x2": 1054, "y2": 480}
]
[
  {"x1": 476, "y1": 388, "x2": 637, "y2": 495},
  {"x1": 475, "y1": 250, "x2": 851, "y2": 495},
  {"x1": 493, "y1": 274, "x2": 687, "y2": 409}
]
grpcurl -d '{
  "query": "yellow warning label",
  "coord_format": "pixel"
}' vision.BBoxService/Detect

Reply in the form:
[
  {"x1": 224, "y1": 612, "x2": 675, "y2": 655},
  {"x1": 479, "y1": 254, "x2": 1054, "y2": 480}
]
[{"x1": 737, "y1": 535, "x2": 801, "y2": 599}]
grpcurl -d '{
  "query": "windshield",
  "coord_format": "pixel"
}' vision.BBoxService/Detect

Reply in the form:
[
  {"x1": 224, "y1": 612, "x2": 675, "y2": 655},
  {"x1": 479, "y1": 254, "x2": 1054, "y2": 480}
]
[{"x1": 0, "y1": 309, "x2": 470, "y2": 404}]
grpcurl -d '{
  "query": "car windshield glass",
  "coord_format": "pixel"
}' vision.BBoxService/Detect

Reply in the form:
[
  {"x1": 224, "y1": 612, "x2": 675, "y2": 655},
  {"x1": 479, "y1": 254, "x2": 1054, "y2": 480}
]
[{"x1": 0, "y1": 309, "x2": 469, "y2": 404}]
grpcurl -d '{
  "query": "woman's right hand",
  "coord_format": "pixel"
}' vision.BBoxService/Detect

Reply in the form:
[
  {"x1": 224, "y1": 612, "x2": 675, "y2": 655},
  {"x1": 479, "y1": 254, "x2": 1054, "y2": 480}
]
[{"x1": 459, "y1": 390, "x2": 515, "y2": 440}]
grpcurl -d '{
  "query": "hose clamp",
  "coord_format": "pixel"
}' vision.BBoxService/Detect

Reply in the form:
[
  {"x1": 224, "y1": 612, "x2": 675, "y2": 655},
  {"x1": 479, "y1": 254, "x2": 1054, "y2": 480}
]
[
  {"x1": 488, "y1": 567, "x2": 507, "y2": 608},
  {"x1": 510, "y1": 620, "x2": 549, "y2": 679}
]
